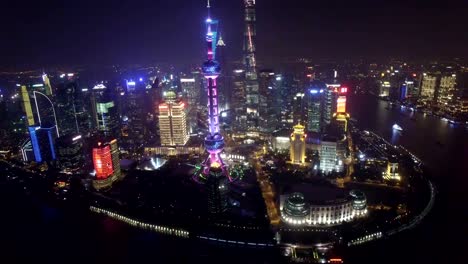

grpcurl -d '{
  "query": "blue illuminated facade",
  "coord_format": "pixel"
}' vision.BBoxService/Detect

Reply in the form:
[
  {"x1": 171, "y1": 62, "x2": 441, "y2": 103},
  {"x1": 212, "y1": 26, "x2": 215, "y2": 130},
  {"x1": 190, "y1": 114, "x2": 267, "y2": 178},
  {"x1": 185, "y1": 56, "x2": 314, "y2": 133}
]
[
  {"x1": 204, "y1": 134, "x2": 225, "y2": 152},
  {"x1": 43, "y1": 126, "x2": 57, "y2": 160},
  {"x1": 400, "y1": 84, "x2": 407, "y2": 101},
  {"x1": 28, "y1": 126, "x2": 42, "y2": 162},
  {"x1": 202, "y1": 60, "x2": 221, "y2": 77},
  {"x1": 28, "y1": 125, "x2": 57, "y2": 163}
]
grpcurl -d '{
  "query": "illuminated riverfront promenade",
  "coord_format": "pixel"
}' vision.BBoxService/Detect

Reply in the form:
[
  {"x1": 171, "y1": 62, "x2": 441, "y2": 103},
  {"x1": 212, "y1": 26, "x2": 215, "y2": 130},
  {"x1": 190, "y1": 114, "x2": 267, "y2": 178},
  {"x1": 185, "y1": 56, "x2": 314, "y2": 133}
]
[
  {"x1": 90, "y1": 206, "x2": 190, "y2": 238},
  {"x1": 89, "y1": 205, "x2": 275, "y2": 248}
]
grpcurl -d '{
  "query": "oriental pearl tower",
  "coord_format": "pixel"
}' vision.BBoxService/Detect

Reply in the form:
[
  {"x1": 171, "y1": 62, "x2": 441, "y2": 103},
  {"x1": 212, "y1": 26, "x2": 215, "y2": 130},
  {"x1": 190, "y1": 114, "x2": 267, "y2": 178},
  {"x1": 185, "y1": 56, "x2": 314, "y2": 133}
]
[{"x1": 199, "y1": 0, "x2": 231, "y2": 181}]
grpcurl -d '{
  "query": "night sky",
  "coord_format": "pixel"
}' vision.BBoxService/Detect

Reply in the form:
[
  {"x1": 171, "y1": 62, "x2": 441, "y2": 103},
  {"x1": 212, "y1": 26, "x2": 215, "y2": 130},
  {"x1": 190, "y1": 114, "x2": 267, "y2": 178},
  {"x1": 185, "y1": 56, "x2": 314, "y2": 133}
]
[{"x1": 2, "y1": 0, "x2": 467, "y2": 68}]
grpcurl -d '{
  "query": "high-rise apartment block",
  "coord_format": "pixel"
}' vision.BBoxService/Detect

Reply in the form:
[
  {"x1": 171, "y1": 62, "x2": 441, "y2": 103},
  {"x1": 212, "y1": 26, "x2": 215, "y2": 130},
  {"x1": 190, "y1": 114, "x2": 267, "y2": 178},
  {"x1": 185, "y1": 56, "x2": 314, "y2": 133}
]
[{"x1": 158, "y1": 91, "x2": 189, "y2": 146}]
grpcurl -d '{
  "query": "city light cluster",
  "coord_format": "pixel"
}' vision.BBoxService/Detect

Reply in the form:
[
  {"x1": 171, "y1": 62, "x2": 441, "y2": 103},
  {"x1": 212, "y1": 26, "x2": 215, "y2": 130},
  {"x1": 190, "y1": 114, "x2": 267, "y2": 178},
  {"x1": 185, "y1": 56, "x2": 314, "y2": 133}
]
[
  {"x1": 281, "y1": 209, "x2": 368, "y2": 227},
  {"x1": 90, "y1": 206, "x2": 190, "y2": 238},
  {"x1": 348, "y1": 232, "x2": 383, "y2": 246}
]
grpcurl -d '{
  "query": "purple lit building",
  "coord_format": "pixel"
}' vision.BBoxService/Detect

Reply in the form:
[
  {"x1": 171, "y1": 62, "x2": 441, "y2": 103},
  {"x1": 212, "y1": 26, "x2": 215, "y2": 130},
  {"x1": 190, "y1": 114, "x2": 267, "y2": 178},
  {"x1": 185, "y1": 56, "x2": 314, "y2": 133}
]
[{"x1": 201, "y1": 1, "x2": 230, "y2": 180}]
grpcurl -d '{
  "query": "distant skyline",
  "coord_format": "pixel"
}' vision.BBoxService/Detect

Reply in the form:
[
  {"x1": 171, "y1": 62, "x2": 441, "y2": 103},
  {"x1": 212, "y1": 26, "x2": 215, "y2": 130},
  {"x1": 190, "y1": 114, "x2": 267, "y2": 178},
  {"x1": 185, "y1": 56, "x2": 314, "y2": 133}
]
[{"x1": 1, "y1": 0, "x2": 467, "y2": 68}]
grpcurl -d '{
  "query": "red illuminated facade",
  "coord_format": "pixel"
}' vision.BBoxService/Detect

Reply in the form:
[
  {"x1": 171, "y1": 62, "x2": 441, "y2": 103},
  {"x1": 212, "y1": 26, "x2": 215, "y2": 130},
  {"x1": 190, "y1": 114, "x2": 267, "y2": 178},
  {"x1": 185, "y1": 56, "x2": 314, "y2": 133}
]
[
  {"x1": 332, "y1": 86, "x2": 350, "y2": 134},
  {"x1": 93, "y1": 144, "x2": 113, "y2": 179},
  {"x1": 336, "y1": 87, "x2": 348, "y2": 113}
]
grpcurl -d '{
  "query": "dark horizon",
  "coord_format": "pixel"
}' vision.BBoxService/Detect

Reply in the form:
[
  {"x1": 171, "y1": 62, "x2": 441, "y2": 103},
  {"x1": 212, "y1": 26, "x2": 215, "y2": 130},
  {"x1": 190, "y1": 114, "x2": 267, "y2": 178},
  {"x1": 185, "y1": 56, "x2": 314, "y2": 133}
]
[{"x1": 2, "y1": 0, "x2": 467, "y2": 69}]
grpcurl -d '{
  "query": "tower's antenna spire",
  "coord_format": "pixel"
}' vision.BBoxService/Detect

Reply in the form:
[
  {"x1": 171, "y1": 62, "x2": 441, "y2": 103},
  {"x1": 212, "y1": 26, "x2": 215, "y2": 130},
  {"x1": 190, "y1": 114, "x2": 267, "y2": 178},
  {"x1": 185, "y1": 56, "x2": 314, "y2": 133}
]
[{"x1": 206, "y1": 0, "x2": 212, "y2": 35}]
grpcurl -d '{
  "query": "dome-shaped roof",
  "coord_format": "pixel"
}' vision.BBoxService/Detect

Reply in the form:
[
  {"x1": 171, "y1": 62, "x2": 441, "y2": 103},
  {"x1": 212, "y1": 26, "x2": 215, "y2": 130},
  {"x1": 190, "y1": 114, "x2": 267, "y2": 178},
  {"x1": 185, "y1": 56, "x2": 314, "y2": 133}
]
[
  {"x1": 284, "y1": 192, "x2": 309, "y2": 218},
  {"x1": 164, "y1": 91, "x2": 177, "y2": 101}
]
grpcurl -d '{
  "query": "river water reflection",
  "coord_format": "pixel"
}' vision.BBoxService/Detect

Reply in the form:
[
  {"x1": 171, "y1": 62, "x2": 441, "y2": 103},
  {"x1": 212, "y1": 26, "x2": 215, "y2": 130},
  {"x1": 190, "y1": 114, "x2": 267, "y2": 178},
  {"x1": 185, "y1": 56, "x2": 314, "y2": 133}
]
[{"x1": 346, "y1": 94, "x2": 468, "y2": 263}]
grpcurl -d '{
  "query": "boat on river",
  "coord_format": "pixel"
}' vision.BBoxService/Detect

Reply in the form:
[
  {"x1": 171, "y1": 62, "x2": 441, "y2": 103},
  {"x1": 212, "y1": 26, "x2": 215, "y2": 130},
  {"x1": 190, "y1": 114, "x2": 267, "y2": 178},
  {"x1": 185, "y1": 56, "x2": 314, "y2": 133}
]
[{"x1": 392, "y1": 124, "x2": 403, "y2": 131}]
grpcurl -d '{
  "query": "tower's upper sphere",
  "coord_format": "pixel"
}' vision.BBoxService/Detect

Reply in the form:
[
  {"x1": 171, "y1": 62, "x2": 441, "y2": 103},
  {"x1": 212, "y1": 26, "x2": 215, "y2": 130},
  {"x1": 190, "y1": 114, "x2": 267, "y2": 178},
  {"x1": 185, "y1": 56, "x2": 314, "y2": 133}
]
[{"x1": 202, "y1": 60, "x2": 221, "y2": 76}]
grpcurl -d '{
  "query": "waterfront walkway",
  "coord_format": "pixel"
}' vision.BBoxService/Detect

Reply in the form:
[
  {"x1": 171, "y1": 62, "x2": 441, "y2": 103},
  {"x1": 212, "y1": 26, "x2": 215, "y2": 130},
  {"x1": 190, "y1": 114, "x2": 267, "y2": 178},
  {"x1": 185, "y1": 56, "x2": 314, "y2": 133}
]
[{"x1": 90, "y1": 206, "x2": 190, "y2": 238}]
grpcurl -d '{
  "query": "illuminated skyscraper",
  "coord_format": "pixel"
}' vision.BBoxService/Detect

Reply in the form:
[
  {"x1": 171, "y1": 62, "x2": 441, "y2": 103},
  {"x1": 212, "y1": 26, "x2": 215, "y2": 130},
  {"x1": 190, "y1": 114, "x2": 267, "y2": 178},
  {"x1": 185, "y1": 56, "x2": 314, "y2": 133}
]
[
  {"x1": 91, "y1": 84, "x2": 120, "y2": 138},
  {"x1": 96, "y1": 101, "x2": 119, "y2": 138},
  {"x1": 180, "y1": 77, "x2": 198, "y2": 133},
  {"x1": 232, "y1": 68, "x2": 247, "y2": 116},
  {"x1": 92, "y1": 138, "x2": 121, "y2": 190},
  {"x1": 28, "y1": 125, "x2": 58, "y2": 163},
  {"x1": 323, "y1": 84, "x2": 339, "y2": 127},
  {"x1": 446, "y1": 73, "x2": 468, "y2": 118},
  {"x1": 437, "y1": 74, "x2": 457, "y2": 107},
  {"x1": 42, "y1": 73, "x2": 53, "y2": 96},
  {"x1": 158, "y1": 91, "x2": 189, "y2": 146},
  {"x1": 57, "y1": 134, "x2": 84, "y2": 172},
  {"x1": 290, "y1": 124, "x2": 306, "y2": 164},
  {"x1": 331, "y1": 87, "x2": 350, "y2": 136},
  {"x1": 200, "y1": 1, "x2": 230, "y2": 180},
  {"x1": 379, "y1": 81, "x2": 391, "y2": 98},
  {"x1": 320, "y1": 136, "x2": 339, "y2": 173},
  {"x1": 307, "y1": 86, "x2": 324, "y2": 133},
  {"x1": 181, "y1": 77, "x2": 197, "y2": 104},
  {"x1": 243, "y1": 0, "x2": 257, "y2": 71},
  {"x1": 294, "y1": 91, "x2": 307, "y2": 124},
  {"x1": 400, "y1": 81, "x2": 409, "y2": 100},
  {"x1": 125, "y1": 86, "x2": 146, "y2": 143},
  {"x1": 420, "y1": 74, "x2": 437, "y2": 102},
  {"x1": 244, "y1": 0, "x2": 260, "y2": 129},
  {"x1": 258, "y1": 69, "x2": 278, "y2": 130},
  {"x1": 336, "y1": 87, "x2": 348, "y2": 113},
  {"x1": 55, "y1": 76, "x2": 83, "y2": 135},
  {"x1": 28, "y1": 126, "x2": 42, "y2": 162},
  {"x1": 150, "y1": 77, "x2": 163, "y2": 139},
  {"x1": 21, "y1": 85, "x2": 35, "y2": 126},
  {"x1": 33, "y1": 91, "x2": 60, "y2": 137}
]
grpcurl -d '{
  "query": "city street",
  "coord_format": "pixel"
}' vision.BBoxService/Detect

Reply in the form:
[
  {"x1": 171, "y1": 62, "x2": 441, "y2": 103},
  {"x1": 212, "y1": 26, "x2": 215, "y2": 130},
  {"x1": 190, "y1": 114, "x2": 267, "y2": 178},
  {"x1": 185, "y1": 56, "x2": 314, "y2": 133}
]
[{"x1": 252, "y1": 150, "x2": 280, "y2": 226}]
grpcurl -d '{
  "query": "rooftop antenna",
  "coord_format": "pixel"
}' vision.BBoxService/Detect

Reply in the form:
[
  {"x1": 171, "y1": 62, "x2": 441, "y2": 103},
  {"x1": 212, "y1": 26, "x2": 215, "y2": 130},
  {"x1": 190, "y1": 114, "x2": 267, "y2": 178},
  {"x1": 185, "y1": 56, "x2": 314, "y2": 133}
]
[{"x1": 207, "y1": 0, "x2": 212, "y2": 26}]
